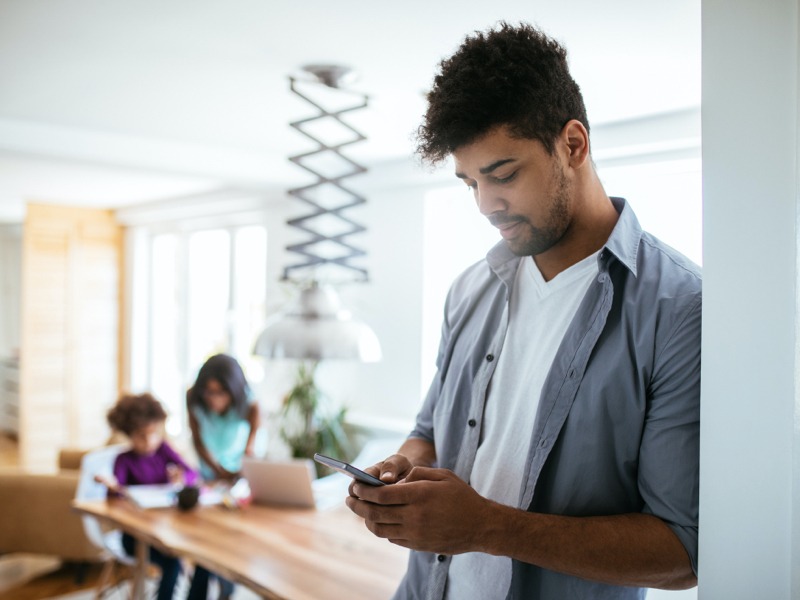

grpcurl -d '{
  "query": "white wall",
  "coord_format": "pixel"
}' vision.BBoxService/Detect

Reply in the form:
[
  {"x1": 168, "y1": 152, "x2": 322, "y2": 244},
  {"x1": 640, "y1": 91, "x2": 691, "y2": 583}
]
[
  {"x1": 700, "y1": 0, "x2": 800, "y2": 597},
  {"x1": 0, "y1": 224, "x2": 21, "y2": 358},
  {"x1": 264, "y1": 158, "x2": 438, "y2": 433}
]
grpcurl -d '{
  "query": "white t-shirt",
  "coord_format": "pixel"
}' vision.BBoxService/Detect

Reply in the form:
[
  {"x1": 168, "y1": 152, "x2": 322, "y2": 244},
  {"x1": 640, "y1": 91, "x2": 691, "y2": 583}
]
[{"x1": 445, "y1": 251, "x2": 599, "y2": 600}]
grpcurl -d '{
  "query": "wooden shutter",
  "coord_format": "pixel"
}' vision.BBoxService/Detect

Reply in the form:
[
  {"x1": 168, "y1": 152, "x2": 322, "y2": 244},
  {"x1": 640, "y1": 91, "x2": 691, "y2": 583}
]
[{"x1": 19, "y1": 204, "x2": 121, "y2": 471}]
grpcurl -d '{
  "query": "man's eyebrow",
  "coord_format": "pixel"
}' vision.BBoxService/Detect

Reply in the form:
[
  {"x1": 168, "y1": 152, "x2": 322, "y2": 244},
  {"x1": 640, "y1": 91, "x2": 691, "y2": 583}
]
[
  {"x1": 480, "y1": 158, "x2": 515, "y2": 175},
  {"x1": 455, "y1": 158, "x2": 516, "y2": 180}
]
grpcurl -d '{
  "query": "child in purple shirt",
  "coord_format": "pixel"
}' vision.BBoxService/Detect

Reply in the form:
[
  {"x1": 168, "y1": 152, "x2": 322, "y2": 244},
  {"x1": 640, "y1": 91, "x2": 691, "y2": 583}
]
[
  {"x1": 106, "y1": 392, "x2": 217, "y2": 600},
  {"x1": 113, "y1": 437, "x2": 198, "y2": 488}
]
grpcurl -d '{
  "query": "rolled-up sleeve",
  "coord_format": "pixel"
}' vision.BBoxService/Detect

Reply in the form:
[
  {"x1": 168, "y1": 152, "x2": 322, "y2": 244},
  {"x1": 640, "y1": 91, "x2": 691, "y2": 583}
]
[{"x1": 639, "y1": 292, "x2": 702, "y2": 575}]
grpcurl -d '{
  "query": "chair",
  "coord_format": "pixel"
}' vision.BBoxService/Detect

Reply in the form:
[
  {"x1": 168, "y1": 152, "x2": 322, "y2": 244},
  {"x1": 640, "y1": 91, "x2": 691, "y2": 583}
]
[{"x1": 74, "y1": 444, "x2": 139, "y2": 599}]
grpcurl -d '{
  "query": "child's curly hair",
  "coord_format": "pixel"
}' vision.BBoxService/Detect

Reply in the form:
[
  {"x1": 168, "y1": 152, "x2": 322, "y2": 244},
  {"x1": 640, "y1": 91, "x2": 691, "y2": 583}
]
[{"x1": 107, "y1": 392, "x2": 167, "y2": 437}]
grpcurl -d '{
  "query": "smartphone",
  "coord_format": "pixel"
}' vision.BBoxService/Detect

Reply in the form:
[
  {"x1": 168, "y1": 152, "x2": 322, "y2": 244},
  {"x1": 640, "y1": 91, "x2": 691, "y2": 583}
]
[{"x1": 313, "y1": 453, "x2": 386, "y2": 486}]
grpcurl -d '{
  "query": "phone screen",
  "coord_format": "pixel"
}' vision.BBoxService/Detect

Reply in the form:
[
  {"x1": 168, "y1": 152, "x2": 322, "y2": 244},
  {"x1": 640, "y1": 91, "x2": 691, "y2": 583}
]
[{"x1": 313, "y1": 453, "x2": 386, "y2": 486}]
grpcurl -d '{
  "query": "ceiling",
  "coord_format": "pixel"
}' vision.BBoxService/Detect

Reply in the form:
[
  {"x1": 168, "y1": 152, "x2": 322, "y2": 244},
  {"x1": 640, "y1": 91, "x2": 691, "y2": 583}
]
[{"x1": 0, "y1": 0, "x2": 701, "y2": 222}]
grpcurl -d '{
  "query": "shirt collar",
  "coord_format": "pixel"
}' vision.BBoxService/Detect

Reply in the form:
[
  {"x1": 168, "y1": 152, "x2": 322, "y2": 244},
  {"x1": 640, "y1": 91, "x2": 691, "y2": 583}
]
[
  {"x1": 603, "y1": 197, "x2": 641, "y2": 277},
  {"x1": 486, "y1": 196, "x2": 643, "y2": 282},
  {"x1": 486, "y1": 240, "x2": 518, "y2": 289}
]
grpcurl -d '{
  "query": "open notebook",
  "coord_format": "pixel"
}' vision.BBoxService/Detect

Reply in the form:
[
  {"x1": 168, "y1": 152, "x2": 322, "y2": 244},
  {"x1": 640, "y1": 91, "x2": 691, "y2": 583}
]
[{"x1": 124, "y1": 484, "x2": 224, "y2": 509}]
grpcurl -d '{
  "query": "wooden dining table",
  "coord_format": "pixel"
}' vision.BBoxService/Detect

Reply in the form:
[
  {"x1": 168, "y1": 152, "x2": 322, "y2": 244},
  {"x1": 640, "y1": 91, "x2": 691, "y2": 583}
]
[{"x1": 73, "y1": 497, "x2": 408, "y2": 600}]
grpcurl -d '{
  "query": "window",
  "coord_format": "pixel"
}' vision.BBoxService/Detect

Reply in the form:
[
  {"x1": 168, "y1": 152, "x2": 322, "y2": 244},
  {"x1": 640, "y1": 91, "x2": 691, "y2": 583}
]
[
  {"x1": 129, "y1": 222, "x2": 267, "y2": 436},
  {"x1": 420, "y1": 187, "x2": 501, "y2": 394},
  {"x1": 598, "y1": 158, "x2": 702, "y2": 265},
  {"x1": 150, "y1": 233, "x2": 182, "y2": 431},
  {"x1": 186, "y1": 229, "x2": 231, "y2": 370}
]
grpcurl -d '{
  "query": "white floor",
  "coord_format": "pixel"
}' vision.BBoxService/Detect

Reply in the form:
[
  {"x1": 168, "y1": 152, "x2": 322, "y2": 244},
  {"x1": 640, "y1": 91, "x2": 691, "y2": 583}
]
[
  {"x1": 0, "y1": 554, "x2": 62, "y2": 594},
  {"x1": 0, "y1": 554, "x2": 262, "y2": 600},
  {"x1": 49, "y1": 580, "x2": 263, "y2": 600},
  {"x1": 1, "y1": 553, "x2": 698, "y2": 599}
]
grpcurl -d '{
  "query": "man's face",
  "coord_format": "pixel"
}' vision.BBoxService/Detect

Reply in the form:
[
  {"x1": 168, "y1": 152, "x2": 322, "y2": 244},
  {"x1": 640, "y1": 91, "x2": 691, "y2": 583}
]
[{"x1": 453, "y1": 126, "x2": 572, "y2": 257}]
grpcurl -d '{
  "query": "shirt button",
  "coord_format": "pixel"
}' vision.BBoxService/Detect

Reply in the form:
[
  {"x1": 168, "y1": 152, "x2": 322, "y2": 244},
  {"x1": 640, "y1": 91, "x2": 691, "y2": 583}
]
[
  {"x1": 468, "y1": 419, "x2": 477, "y2": 427},
  {"x1": 598, "y1": 273, "x2": 607, "y2": 283},
  {"x1": 437, "y1": 554, "x2": 446, "y2": 562},
  {"x1": 486, "y1": 354, "x2": 494, "y2": 362},
  {"x1": 539, "y1": 438, "x2": 549, "y2": 448}
]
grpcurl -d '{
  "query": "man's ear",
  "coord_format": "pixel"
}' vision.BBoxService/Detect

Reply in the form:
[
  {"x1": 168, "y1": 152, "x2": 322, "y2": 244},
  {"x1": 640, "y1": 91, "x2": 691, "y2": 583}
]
[{"x1": 560, "y1": 119, "x2": 591, "y2": 168}]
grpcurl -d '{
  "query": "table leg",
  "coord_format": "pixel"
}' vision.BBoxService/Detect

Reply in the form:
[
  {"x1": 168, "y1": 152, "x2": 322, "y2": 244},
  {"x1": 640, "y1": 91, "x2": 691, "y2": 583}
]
[{"x1": 130, "y1": 540, "x2": 148, "y2": 600}]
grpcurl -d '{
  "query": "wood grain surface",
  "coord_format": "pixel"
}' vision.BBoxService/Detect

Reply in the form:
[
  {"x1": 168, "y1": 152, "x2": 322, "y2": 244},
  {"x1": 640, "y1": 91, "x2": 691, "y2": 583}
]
[{"x1": 73, "y1": 498, "x2": 408, "y2": 600}]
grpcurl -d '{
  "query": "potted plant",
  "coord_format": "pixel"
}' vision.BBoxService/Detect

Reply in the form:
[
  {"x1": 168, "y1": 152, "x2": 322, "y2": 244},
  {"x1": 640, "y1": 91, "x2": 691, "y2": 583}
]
[{"x1": 278, "y1": 361, "x2": 354, "y2": 477}]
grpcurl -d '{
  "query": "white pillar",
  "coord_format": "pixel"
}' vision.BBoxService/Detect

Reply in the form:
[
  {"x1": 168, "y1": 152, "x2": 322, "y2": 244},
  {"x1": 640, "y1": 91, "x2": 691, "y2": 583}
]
[{"x1": 700, "y1": 0, "x2": 800, "y2": 597}]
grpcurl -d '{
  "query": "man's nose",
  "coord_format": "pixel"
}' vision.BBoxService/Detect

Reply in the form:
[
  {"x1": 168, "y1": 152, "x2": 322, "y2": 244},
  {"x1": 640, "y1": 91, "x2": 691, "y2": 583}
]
[{"x1": 474, "y1": 186, "x2": 505, "y2": 216}]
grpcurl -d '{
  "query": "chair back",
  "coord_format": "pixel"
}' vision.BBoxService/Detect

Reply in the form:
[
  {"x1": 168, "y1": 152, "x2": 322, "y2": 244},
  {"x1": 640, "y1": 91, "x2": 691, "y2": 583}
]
[{"x1": 74, "y1": 444, "x2": 128, "y2": 556}]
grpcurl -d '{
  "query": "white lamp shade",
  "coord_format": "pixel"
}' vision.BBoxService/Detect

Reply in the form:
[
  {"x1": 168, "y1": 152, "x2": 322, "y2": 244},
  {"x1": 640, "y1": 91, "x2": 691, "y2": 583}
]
[{"x1": 253, "y1": 283, "x2": 381, "y2": 362}]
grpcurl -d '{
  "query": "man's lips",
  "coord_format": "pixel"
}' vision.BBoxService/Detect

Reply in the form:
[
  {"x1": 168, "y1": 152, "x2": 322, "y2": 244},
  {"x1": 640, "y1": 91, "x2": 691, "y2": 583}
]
[{"x1": 489, "y1": 216, "x2": 525, "y2": 239}]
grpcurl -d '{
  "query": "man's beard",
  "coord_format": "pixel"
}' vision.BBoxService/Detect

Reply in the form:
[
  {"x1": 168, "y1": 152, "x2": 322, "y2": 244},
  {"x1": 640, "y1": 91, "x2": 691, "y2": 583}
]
[{"x1": 507, "y1": 162, "x2": 570, "y2": 257}]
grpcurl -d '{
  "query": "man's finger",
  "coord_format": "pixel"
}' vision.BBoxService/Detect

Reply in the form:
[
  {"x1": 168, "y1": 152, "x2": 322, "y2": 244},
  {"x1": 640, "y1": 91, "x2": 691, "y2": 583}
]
[
  {"x1": 403, "y1": 466, "x2": 453, "y2": 483},
  {"x1": 378, "y1": 454, "x2": 410, "y2": 483},
  {"x1": 351, "y1": 480, "x2": 410, "y2": 504},
  {"x1": 346, "y1": 496, "x2": 406, "y2": 524}
]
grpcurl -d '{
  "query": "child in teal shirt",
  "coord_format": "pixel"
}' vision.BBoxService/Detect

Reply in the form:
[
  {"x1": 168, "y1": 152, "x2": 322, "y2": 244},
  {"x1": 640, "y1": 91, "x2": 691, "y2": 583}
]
[
  {"x1": 187, "y1": 353, "x2": 261, "y2": 482},
  {"x1": 186, "y1": 353, "x2": 261, "y2": 600}
]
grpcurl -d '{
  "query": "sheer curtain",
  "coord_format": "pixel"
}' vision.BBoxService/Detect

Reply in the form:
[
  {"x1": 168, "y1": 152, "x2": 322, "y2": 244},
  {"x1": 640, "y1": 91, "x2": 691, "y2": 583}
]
[{"x1": 132, "y1": 223, "x2": 267, "y2": 436}]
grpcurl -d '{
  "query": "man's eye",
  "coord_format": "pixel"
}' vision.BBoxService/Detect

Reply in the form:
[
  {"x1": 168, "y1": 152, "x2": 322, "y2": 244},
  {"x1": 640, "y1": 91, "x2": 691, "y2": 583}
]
[{"x1": 494, "y1": 172, "x2": 517, "y2": 184}]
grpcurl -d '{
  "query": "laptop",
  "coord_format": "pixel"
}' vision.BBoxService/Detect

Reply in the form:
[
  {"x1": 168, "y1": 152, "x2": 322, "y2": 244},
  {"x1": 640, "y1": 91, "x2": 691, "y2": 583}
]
[{"x1": 240, "y1": 457, "x2": 319, "y2": 508}]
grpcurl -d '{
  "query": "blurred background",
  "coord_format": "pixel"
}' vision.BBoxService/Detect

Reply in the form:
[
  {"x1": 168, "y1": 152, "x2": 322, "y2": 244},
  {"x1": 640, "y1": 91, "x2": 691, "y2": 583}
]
[{"x1": 0, "y1": 0, "x2": 701, "y2": 487}]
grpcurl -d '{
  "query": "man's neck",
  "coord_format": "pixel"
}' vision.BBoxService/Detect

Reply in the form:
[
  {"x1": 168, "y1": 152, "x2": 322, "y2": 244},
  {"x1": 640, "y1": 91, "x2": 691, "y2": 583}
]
[{"x1": 533, "y1": 181, "x2": 618, "y2": 282}]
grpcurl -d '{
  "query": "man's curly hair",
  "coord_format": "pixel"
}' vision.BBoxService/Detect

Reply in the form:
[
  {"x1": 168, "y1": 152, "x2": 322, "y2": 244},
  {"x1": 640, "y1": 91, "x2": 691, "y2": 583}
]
[
  {"x1": 416, "y1": 22, "x2": 589, "y2": 164},
  {"x1": 107, "y1": 392, "x2": 167, "y2": 437}
]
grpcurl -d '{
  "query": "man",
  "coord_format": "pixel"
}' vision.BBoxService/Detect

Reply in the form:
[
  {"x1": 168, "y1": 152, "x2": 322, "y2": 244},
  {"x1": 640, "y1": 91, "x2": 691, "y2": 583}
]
[{"x1": 346, "y1": 22, "x2": 700, "y2": 599}]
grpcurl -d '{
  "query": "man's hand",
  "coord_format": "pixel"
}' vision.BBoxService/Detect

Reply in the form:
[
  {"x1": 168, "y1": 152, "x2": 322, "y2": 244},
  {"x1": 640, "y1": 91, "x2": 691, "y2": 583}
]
[
  {"x1": 346, "y1": 461, "x2": 697, "y2": 589},
  {"x1": 354, "y1": 453, "x2": 415, "y2": 485},
  {"x1": 346, "y1": 466, "x2": 493, "y2": 555}
]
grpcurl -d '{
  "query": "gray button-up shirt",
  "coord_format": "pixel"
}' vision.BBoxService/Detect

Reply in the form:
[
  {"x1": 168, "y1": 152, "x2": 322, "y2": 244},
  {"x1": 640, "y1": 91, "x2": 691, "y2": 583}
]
[{"x1": 393, "y1": 198, "x2": 701, "y2": 600}]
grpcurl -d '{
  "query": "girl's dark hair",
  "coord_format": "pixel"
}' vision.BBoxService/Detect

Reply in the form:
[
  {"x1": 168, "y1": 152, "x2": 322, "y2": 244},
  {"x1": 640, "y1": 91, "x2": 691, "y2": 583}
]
[
  {"x1": 187, "y1": 353, "x2": 251, "y2": 418},
  {"x1": 106, "y1": 392, "x2": 167, "y2": 436},
  {"x1": 416, "y1": 21, "x2": 589, "y2": 164}
]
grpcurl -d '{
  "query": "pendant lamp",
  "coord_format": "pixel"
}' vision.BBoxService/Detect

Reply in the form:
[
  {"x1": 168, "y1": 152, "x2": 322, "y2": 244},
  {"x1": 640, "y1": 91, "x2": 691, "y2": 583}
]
[{"x1": 253, "y1": 64, "x2": 381, "y2": 362}]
